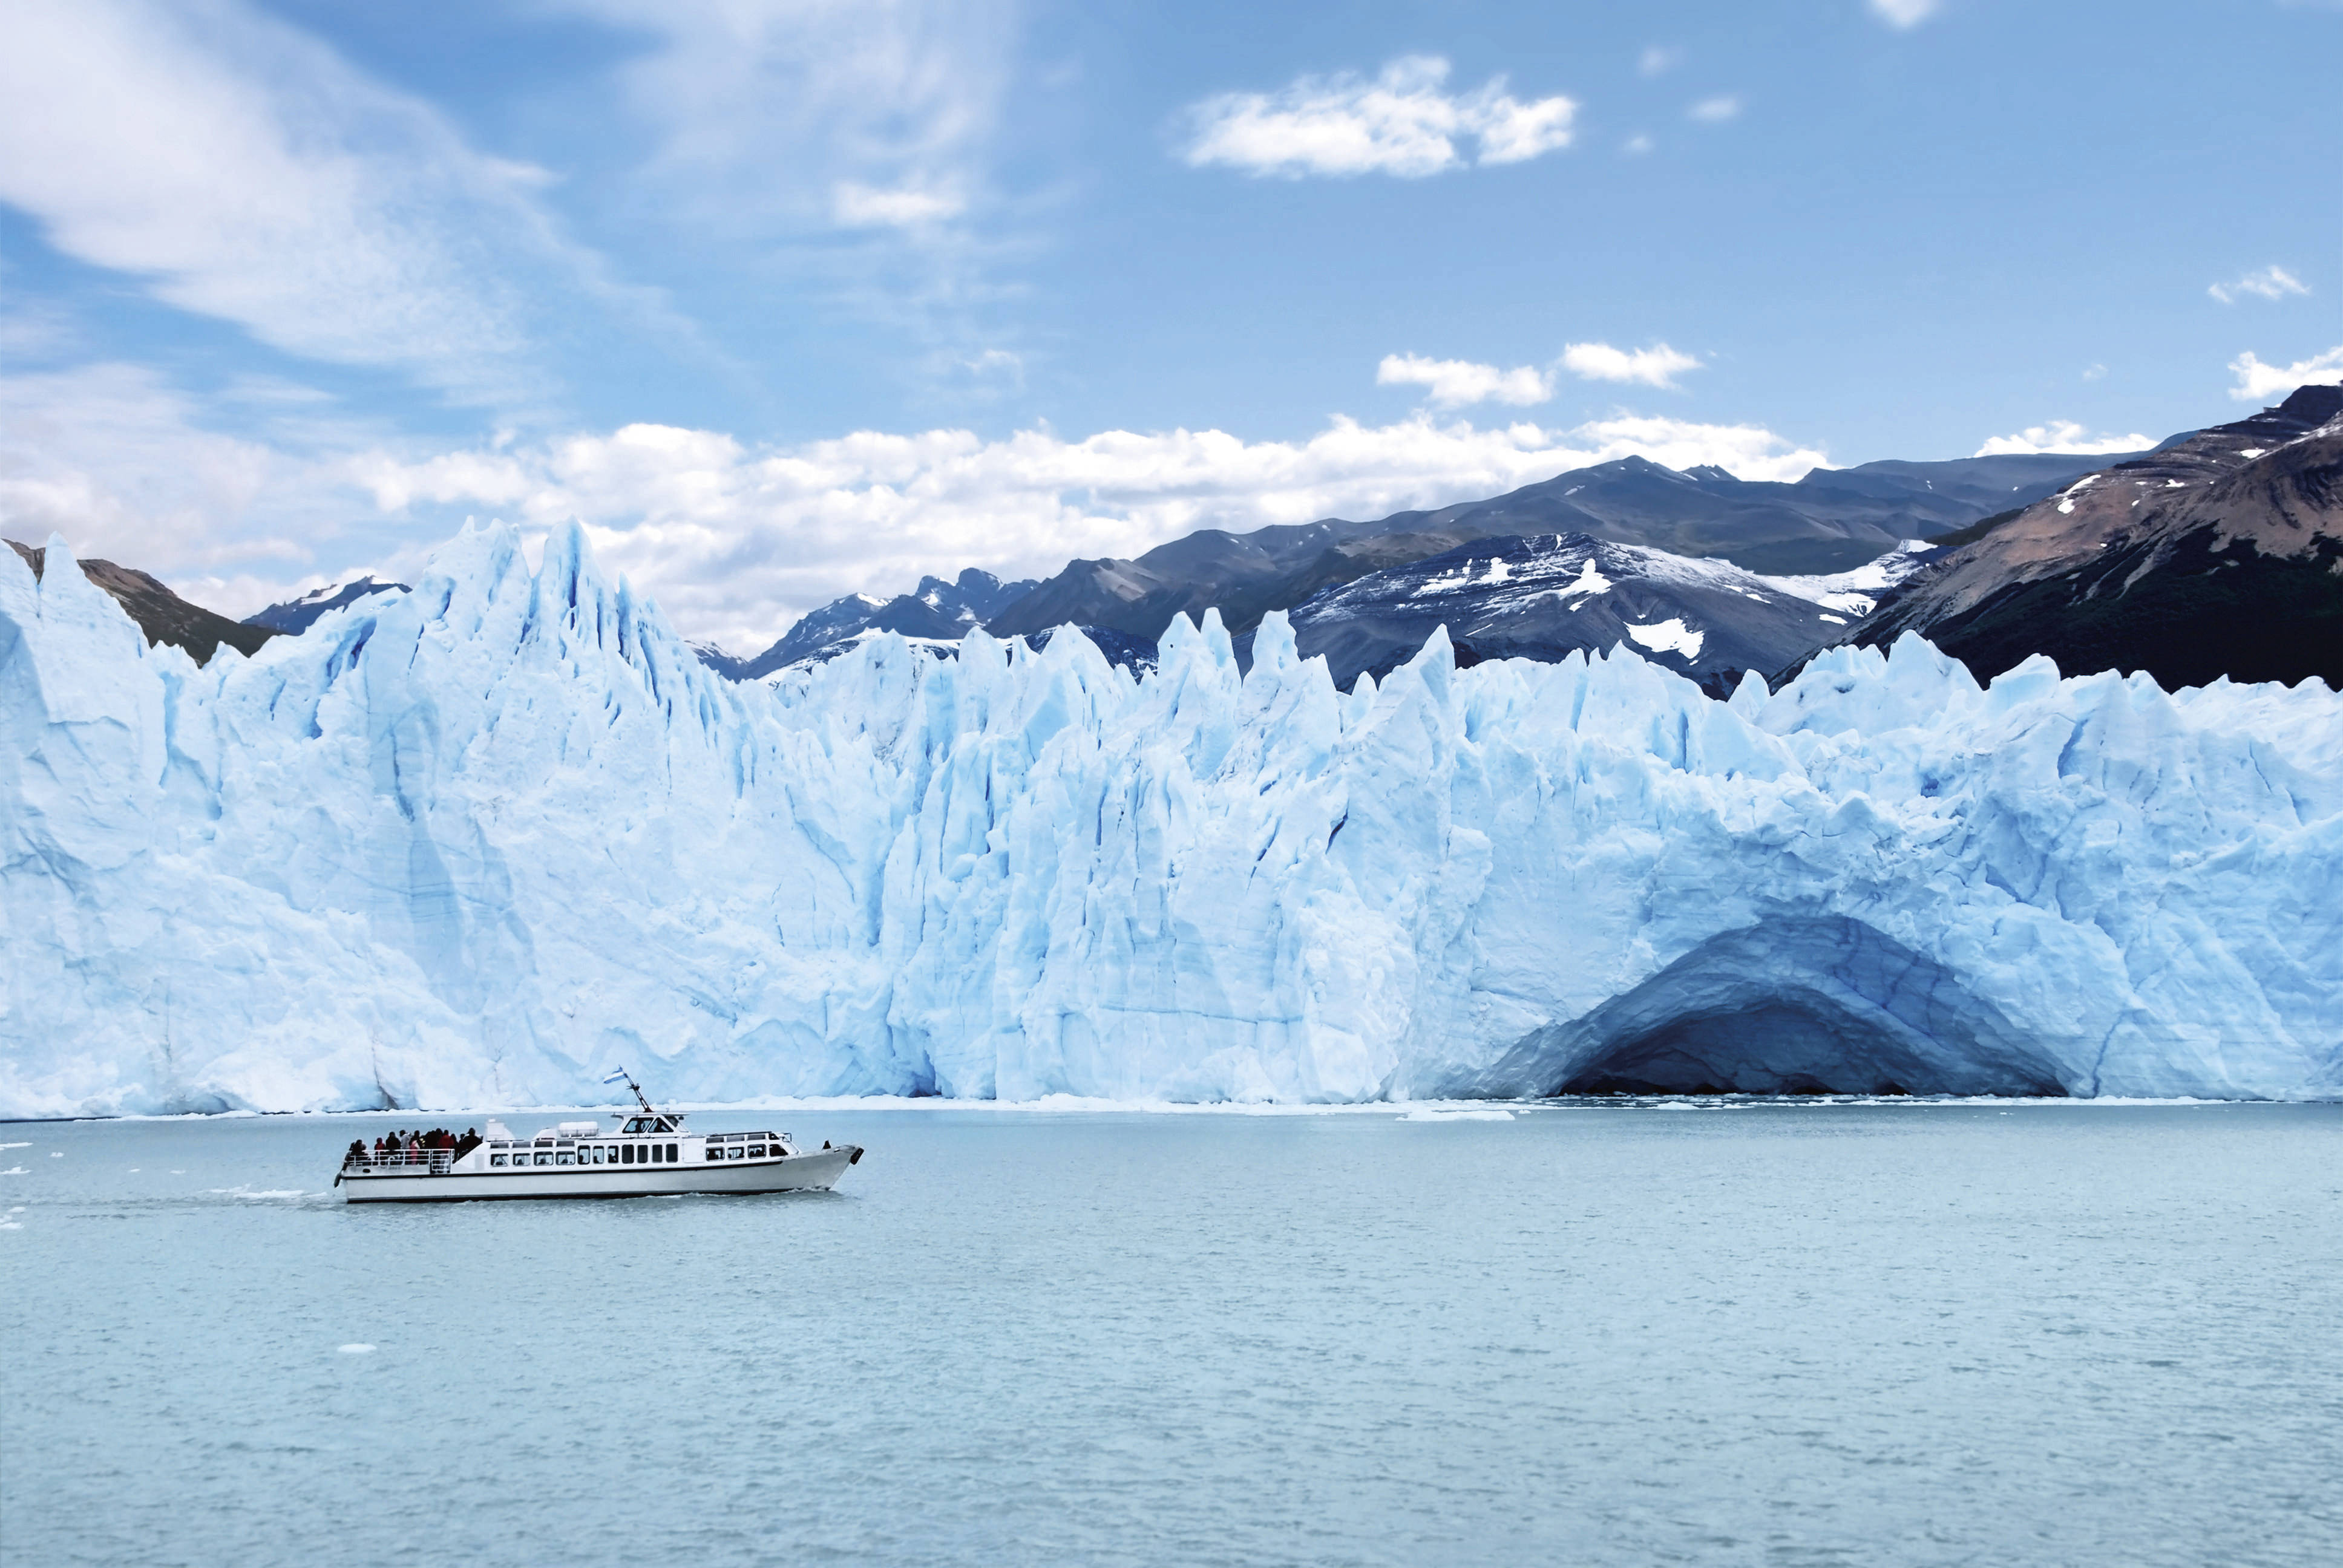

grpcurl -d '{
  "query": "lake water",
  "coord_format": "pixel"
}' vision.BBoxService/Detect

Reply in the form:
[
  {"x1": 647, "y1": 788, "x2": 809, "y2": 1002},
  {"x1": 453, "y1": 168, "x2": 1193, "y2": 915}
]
[{"x1": 4, "y1": 1100, "x2": 2341, "y2": 1567}]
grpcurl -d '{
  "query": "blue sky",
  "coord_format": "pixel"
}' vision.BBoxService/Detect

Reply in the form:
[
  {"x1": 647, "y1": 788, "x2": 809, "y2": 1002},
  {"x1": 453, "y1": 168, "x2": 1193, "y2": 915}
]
[{"x1": 1, "y1": 0, "x2": 2336, "y2": 648}]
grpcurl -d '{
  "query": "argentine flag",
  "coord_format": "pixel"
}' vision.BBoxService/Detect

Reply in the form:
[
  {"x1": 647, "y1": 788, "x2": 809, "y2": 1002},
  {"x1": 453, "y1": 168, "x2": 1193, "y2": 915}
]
[{"x1": 601, "y1": 1068, "x2": 631, "y2": 1085}]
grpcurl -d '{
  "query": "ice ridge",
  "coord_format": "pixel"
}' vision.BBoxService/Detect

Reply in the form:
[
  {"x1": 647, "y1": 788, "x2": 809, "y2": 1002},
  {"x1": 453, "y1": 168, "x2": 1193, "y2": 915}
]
[{"x1": 2, "y1": 521, "x2": 2339, "y2": 1116}]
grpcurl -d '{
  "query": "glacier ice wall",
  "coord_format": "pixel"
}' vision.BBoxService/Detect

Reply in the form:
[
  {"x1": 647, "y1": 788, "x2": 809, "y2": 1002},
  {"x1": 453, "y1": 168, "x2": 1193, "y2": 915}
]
[{"x1": 3, "y1": 522, "x2": 2339, "y2": 1116}]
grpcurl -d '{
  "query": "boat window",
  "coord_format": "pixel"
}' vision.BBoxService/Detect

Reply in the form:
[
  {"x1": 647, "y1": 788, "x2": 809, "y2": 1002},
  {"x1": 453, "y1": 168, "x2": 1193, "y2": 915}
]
[
  {"x1": 704, "y1": 1147, "x2": 721, "y2": 1161},
  {"x1": 665, "y1": 1143, "x2": 678, "y2": 1161},
  {"x1": 747, "y1": 1146, "x2": 765, "y2": 1158},
  {"x1": 621, "y1": 1145, "x2": 635, "y2": 1165},
  {"x1": 649, "y1": 1145, "x2": 663, "y2": 1163},
  {"x1": 556, "y1": 1151, "x2": 574, "y2": 1165},
  {"x1": 727, "y1": 1146, "x2": 742, "y2": 1160},
  {"x1": 534, "y1": 1151, "x2": 552, "y2": 1167},
  {"x1": 490, "y1": 1154, "x2": 507, "y2": 1167}
]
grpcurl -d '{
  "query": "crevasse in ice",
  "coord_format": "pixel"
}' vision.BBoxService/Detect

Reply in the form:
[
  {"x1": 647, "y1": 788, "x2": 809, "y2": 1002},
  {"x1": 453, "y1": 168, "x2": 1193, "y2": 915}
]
[{"x1": 2, "y1": 521, "x2": 2338, "y2": 1116}]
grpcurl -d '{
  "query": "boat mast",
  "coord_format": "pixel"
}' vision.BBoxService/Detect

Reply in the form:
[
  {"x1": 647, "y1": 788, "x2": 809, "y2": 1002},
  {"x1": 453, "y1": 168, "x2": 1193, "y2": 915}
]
[{"x1": 605, "y1": 1067, "x2": 656, "y2": 1116}]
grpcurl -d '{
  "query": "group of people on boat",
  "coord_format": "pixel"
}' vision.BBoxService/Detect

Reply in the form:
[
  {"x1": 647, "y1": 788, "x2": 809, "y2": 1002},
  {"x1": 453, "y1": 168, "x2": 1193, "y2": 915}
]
[{"x1": 344, "y1": 1127, "x2": 481, "y2": 1166}]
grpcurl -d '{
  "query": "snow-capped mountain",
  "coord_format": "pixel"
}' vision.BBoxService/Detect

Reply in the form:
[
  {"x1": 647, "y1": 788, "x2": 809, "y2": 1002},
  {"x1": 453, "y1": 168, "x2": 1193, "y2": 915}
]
[
  {"x1": 244, "y1": 575, "x2": 408, "y2": 636},
  {"x1": 5, "y1": 540, "x2": 274, "y2": 665},
  {"x1": 983, "y1": 449, "x2": 2132, "y2": 651},
  {"x1": 1844, "y1": 385, "x2": 2343, "y2": 690},
  {"x1": 1262, "y1": 532, "x2": 1936, "y2": 691},
  {"x1": 4, "y1": 520, "x2": 2337, "y2": 1116},
  {"x1": 1406, "y1": 449, "x2": 2145, "y2": 576},
  {"x1": 700, "y1": 567, "x2": 1037, "y2": 680}
]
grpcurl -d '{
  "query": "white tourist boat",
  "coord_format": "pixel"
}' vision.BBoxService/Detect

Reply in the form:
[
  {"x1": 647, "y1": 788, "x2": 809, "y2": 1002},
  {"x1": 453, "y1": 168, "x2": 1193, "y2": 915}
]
[{"x1": 335, "y1": 1072, "x2": 862, "y2": 1203}]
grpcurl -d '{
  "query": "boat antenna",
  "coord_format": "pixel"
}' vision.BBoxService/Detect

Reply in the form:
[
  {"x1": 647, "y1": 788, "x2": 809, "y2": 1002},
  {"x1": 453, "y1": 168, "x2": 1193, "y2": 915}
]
[{"x1": 601, "y1": 1067, "x2": 654, "y2": 1115}]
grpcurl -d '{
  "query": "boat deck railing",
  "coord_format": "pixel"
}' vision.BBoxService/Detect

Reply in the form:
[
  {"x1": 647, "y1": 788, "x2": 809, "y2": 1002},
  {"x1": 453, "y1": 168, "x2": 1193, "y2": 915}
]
[{"x1": 344, "y1": 1149, "x2": 457, "y2": 1174}]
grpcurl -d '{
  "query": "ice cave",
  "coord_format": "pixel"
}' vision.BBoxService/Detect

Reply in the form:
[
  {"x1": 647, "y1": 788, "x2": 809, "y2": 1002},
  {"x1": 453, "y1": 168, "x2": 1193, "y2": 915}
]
[{"x1": 1464, "y1": 918, "x2": 2072, "y2": 1097}]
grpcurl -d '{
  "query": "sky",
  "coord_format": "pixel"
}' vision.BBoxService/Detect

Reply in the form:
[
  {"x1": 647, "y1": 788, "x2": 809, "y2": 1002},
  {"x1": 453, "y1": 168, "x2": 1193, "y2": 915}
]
[{"x1": 0, "y1": 0, "x2": 2337, "y2": 652}]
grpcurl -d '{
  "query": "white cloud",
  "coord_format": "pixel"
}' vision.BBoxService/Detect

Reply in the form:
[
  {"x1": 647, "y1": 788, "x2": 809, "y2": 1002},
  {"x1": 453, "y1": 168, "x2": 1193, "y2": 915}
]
[
  {"x1": 2228, "y1": 344, "x2": 2343, "y2": 402},
  {"x1": 0, "y1": 362, "x2": 378, "y2": 609},
  {"x1": 0, "y1": 0, "x2": 602, "y2": 408},
  {"x1": 1377, "y1": 354, "x2": 1553, "y2": 408},
  {"x1": 1869, "y1": 0, "x2": 1943, "y2": 28},
  {"x1": 551, "y1": 0, "x2": 1015, "y2": 234},
  {"x1": 1972, "y1": 421, "x2": 2153, "y2": 457},
  {"x1": 1178, "y1": 56, "x2": 1576, "y2": 178},
  {"x1": 833, "y1": 182, "x2": 966, "y2": 228},
  {"x1": 1560, "y1": 342, "x2": 1703, "y2": 390},
  {"x1": 1624, "y1": 134, "x2": 1655, "y2": 155},
  {"x1": 1688, "y1": 96, "x2": 1743, "y2": 123},
  {"x1": 2082, "y1": 363, "x2": 2108, "y2": 381},
  {"x1": 1639, "y1": 47, "x2": 1683, "y2": 77},
  {"x1": 351, "y1": 412, "x2": 1828, "y2": 649},
  {"x1": 3, "y1": 363, "x2": 1829, "y2": 649},
  {"x1": 2209, "y1": 266, "x2": 2310, "y2": 305}
]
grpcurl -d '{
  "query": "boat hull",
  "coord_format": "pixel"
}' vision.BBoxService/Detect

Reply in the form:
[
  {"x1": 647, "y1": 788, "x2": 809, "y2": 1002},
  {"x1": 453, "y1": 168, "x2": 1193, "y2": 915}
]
[{"x1": 340, "y1": 1145, "x2": 860, "y2": 1203}]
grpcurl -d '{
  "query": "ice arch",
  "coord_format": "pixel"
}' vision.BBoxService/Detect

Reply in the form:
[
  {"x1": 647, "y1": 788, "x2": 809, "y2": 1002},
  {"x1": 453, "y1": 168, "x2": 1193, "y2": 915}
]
[{"x1": 1461, "y1": 917, "x2": 2072, "y2": 1097}]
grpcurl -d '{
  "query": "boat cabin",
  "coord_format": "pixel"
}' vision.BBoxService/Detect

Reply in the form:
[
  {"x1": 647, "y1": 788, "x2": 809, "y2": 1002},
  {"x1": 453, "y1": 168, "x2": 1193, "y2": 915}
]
[{"x1": 621, "y1": 1114, "x2": 681, "y2": 1135}]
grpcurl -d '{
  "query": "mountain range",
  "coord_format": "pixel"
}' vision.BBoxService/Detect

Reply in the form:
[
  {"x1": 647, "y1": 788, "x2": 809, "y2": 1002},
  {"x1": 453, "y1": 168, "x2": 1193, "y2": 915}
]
[
  {"x1": 243, "y1": 575, "x2": 407, "y2": 636},
  {"x1": 12, "y1": 388, "x2": 2339, "y2": 696},
  {"x1": 1250, "y1": 532, "x2": 1933, "y2": 693},
  {"x1": 4, "y1": 541, "x2": 274, "y2": 665},
  {"x1": 696, "y1": 568, "x2": 1037, "y2": 680},
  {"x1": 972, "y1": 449, "x2": 2126, "y2": 655},
  {"x1": 1835, "y1": 385, "x2": 2343, "y2": 690}
]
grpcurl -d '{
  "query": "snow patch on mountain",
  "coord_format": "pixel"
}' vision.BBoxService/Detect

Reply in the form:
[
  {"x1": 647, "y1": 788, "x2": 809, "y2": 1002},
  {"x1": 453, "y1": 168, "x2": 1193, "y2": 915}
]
[
  {"x1": 1624, "y1": 618, "x2": 1704, "y2": 659},
  {"x1": 1754, "y1": 541, "x2": 1937, "y2": 618}
]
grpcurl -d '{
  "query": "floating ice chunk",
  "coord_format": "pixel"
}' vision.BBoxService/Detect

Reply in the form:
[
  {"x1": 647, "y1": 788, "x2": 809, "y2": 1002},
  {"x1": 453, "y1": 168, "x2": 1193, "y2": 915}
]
[
  {"x1": 339, "y1": 1344, "x2": 376, "y2": 1354},
  {"x1": 1401, "y1": 1108, "x2": 1516, "y2": 1121}
]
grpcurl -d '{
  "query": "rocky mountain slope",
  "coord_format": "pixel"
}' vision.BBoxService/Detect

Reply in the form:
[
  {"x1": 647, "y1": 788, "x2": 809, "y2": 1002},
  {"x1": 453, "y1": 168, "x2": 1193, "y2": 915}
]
[
  {"x1": 1841, "y1": 386, "x2": 2343, "y2": 689},
  {"x1": 245, "y1": 576, "x2": 408, "y2": 635},
  {"x1": 1260, "y1": 532, "x2": 1933, "y2": 692},
  {"x1": 702, "y1": 567, "x2": 1037, "y2": 680},
  {"x1": 976, "y1": 449, "x2": 2132, "y2": 654},
  {"x1": 5, "y1": 539, "x2": 274, "y2": 665}
]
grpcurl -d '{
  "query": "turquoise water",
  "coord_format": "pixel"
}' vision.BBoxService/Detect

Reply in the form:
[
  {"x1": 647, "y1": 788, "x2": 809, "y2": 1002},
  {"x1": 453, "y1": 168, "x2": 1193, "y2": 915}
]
[{"x1": 4, "y1": 1101, "x2": 2341, "y2": 1567}]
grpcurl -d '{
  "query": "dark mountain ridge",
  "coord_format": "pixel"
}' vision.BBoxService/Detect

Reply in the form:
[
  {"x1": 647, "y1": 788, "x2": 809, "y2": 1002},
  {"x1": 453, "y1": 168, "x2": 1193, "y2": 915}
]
[
  {"x1": 245, "y1": 576, "x2": 408, "y2": 635},
  {"x1": 6, "y1": 540, "x2": 275, "y2": 665},
  {"x1": 705, "y1": 567, "x2": 1039, "y2": 681},
  {"x1": 1837, "y1": 385, "x2": 2343, "y2": 691},
  {"x1": 977, "y1": 449, "x2": 2137, "y2": 653},
  {"x1": 1263, "y1": 531, "x2": 1878, "y2": 693}
]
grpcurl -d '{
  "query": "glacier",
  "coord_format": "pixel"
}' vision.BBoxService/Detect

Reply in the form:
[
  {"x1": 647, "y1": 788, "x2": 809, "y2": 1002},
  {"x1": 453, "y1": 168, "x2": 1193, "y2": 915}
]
[{"x1": 2, "y1": 521, "x2": 2339, "y2": 1117}]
